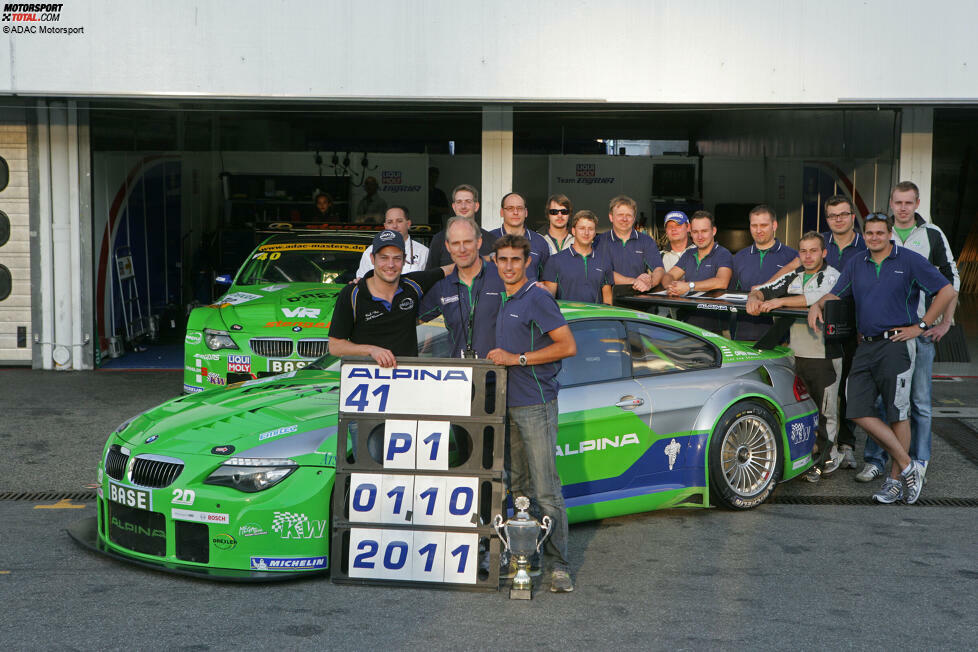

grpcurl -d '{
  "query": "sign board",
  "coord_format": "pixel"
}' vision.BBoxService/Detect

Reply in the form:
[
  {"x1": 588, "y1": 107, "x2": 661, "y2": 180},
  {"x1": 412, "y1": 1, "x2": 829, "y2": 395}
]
[{"x1": 331, "y1": 357, "x2": 506, "y2": 591}]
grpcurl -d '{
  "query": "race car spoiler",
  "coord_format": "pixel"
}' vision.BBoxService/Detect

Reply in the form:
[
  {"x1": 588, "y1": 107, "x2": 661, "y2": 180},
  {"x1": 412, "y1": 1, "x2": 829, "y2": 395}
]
[{"x1": 613, "y1": 286, "x2": 810, "y2": 351}]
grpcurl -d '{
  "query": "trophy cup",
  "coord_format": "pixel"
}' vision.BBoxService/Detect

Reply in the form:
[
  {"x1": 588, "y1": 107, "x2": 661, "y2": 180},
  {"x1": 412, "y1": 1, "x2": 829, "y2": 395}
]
[{"x1": 492, "y1": 496, "x2": 552, "y2": 600}]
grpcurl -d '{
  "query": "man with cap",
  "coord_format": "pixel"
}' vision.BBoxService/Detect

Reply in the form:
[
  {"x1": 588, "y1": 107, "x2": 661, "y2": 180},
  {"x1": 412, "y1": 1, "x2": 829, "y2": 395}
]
[
  {"x1": 665, "y1": 210, "x2": 734, "y2": 332},
  {"x1": 660, "y1": 210, "x2": 693, "y2": 272},
  {"x1": 329, "y1": 229, "x2": 452, "y2": 367},
  {"x1": 418, "y1": 216, "x2": 505, "y2": 358}
]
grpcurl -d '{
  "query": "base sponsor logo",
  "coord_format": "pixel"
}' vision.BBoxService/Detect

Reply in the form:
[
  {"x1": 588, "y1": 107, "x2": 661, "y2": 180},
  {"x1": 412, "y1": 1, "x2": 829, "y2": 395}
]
[
  {"x1": 212, "y1": 534, "x2": 237, "y2": 551},
  {"x1": 258, "y1": 425, "x2": 298, "y2": 441},
  {"x1": 107, "y1": 480, "x2": 152, "y2": 510},
  {"x1": 250, "y1": 556, "x2": 327, "y2": 570},
  {"x1": 172, "y1": 508, "x2": 231, "y2": 524}
]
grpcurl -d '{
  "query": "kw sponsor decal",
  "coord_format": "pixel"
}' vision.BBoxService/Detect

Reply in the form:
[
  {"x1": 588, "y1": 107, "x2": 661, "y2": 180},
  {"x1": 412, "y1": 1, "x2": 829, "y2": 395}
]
[
  {"x1": 258, "y1": 243, "x2": 367, "y2": 253},
  {"x1": 172, "y1": 508, "x2": 230, "y2": 524},
  {"x1": 790, "y1": 421, "x2": 812, "y2": 445},
  {"x1": 271, "y1": 511, "x2": 328, "y2": 539},
  {"x1": 556, "y1": 433, "x2": 640, "y2": 456}
]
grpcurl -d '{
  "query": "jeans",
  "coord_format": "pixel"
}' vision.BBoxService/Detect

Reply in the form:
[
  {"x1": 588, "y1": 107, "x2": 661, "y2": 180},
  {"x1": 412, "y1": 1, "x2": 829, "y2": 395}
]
[
  {"x1": 507, "y1": 399, "x2": 569, "y2": 572},
  {"x1": 863, "y1": 335, "x2": 934, "y2": 470}
]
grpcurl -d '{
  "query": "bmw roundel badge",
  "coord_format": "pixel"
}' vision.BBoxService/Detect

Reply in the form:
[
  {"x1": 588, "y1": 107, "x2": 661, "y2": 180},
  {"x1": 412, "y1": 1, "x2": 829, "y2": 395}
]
[
  {"x1": 145, "y1": 435, "x2": 158, "y2": 444},
  {"x1": 292, "y1": 326, "x2": 302, "y2": 332}
]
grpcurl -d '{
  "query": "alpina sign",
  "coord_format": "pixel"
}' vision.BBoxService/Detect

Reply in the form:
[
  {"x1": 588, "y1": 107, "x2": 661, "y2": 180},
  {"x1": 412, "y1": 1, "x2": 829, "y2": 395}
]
[{"x1": 339, "y1": 363, "x2": 473, "y2": 416}]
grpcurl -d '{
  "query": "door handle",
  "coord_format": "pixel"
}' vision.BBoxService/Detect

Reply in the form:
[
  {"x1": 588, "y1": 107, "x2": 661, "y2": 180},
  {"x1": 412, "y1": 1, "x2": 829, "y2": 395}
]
[{"x1": 615, "y1": 395, "x2": 644, "y2": 409}]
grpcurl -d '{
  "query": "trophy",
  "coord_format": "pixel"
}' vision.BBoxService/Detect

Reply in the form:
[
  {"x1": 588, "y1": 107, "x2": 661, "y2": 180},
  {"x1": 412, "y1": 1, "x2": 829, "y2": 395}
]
[{"x1": 492, "y1": 496, "x2": 552, "y2": 600}]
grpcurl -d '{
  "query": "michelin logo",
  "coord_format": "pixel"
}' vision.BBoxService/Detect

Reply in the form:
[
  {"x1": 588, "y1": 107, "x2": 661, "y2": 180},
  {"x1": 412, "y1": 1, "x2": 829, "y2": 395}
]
[{"x1": 250, "y1": 556, "x2": 327, "y2": 570}]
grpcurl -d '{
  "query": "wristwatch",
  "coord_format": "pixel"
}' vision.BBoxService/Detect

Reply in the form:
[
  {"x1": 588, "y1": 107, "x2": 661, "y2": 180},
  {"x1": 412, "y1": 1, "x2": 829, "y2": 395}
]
[
  {"x1": 688, "y1": 282, "x2": 695, "y2": 292},
  {"x1": 918, "y1": 320, "x2": 928, "y2": 330},
  {"x1": 519, "y1": 353, "x2": 527, "y2": 366}
]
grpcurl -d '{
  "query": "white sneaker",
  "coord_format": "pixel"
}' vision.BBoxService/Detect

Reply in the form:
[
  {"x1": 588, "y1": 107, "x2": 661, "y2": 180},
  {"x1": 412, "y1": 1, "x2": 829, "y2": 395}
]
[
  {"x1": 803, "y1": 467, "x2": 821, "y2": 483},
  {"x1": 855, "y1": 463, "x2": 882, "y2": 483},
  {"x1": 840, "y1": 445, "x2": 858, "y2": 469},
  {"x1": 822, "y1": 447, "x2": 843, "y2": 475},
  {"x1": 902, "y1": 461, "x2": 925, "y2": 504},
  {"x1": 872, "y1": 477, "x2": 904, "y2": 504}
]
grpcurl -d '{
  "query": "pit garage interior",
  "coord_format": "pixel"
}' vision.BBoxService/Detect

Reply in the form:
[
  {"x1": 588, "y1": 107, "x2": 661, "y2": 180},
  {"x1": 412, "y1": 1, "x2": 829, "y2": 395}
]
[{"x1": 3, "y1": 102, "x2": 978, "y2": 369}]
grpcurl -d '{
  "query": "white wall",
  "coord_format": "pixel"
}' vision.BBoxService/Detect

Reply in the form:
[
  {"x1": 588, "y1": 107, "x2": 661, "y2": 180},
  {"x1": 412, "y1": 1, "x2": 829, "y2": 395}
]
[
  {"x1": 3, "y1": 1, "x2": 976, "y2": 104},
  {"x1": 0, "y1": 113, "x2": 29, "y2": 363}
]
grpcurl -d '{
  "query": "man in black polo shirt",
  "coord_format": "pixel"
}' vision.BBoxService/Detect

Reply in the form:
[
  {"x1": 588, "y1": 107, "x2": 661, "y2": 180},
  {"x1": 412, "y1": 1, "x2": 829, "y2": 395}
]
[
  {"x1": 808, "y1": 214, "x2": 955, "y2": 505},
  {"x1": 328, "y1": 230, "x2": 451, "y2": 367}
]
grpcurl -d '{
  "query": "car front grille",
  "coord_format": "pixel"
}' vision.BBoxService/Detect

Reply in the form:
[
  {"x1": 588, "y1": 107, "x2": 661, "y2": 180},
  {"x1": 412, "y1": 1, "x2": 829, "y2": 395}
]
[
  {"x1": 251, "y1": 338, "x2": 293, "y2": 358},
  {"x1": 105, "y1": 445, "x2": 129, "y2": 480},
  {"x1": 131, "y1": 456, "x2": 184, "y2": 488},
  {"x1": 108, "y1": 502, "x2": 166, "y2": 557},
  {"x1": 297, "y1": 339, "x2": 329, "y2": 359}
]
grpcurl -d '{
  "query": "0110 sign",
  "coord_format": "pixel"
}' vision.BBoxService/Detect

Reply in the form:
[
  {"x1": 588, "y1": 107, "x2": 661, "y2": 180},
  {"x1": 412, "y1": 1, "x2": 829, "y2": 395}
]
[{"x1": 339, "y1": 363, "x2": 472, "y2": 417}]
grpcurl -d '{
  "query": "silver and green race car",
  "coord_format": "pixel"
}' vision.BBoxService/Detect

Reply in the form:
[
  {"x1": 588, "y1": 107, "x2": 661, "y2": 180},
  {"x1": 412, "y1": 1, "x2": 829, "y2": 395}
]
[
  {"x1": 71, "y1": 303, "x2": 818, "y2": 579},
  {"x1": 183, "y1": 230, "x2": 370, "y2": 394}
]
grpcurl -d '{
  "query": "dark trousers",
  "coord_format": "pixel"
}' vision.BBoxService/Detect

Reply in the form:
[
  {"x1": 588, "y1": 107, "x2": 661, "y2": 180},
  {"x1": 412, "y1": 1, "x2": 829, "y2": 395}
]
[
  {"x1": 835, "y1": 336, "x2": 858, "y2": 449},
  {"x1": 796, "y1": 356, "x2": 841, "y2": 467}
]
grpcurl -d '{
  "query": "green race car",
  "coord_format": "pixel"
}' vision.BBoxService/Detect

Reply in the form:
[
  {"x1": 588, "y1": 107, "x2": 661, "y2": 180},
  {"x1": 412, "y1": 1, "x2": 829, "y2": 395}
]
[
  {"x1": 72, "y1": 303, "x2": 818, "y2": 579},
  {"x1": 183, "y1": 231, "x2": 370, "y2": 394}
]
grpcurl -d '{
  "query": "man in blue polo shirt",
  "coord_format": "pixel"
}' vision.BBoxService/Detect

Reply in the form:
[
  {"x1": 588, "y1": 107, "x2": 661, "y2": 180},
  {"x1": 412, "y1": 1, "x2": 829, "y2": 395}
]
[
  {"x1": 595, "y1": 195, "x2": 665, "y2": 292},
  {"x1": 665, "y1": 210, "x2": 734, "y2": 332},
  {"x1": 487, "y1": 233, "x2": 577, "y2": 593},
  {"x1": 730, "y1": 205, "x2": 798, "y2": 340},
  {"x1": 541, "y1": 210, "x2": 613, "y2": 305},
  {"x1": 418, "y1": 216, "x2": 504, "y2": 358},
  {"x1": 488, "y1": 192, "x2": 550, "y2": 281},
  {"x1": 808, "y1": 214, "x2": 955, "y2": 505}
]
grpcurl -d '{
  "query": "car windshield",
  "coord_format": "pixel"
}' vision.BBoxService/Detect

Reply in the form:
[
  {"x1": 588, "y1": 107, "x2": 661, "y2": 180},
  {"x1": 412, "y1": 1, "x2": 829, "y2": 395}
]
[{"x1": 237, "y1": 243, "x2": 366, "y2": 285}]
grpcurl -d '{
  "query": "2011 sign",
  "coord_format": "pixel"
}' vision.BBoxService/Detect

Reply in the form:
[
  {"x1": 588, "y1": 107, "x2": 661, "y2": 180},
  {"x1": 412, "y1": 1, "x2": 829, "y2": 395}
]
[{"x1": 348, "y1": 528, "x2": 478, "y2": 583}]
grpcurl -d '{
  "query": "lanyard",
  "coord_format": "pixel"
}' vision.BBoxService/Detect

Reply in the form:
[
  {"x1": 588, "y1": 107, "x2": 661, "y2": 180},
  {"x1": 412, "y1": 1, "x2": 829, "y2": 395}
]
[{"x1": 456, "y1": 272, "x2": 480, "y2": 357}]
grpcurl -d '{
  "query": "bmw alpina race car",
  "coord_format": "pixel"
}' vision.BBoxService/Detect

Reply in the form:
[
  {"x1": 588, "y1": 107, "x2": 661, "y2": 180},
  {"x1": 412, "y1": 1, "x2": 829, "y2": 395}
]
[
  {"x1": 71, "y1": 303, "x2": 817, "y2": 579},
  {"x1": 183, "y1": 230, "x2": 370, "y2": 394}
]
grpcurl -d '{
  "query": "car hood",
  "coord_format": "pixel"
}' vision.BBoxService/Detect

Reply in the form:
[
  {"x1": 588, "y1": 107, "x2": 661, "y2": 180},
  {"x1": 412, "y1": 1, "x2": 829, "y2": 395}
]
[
  {"x1": 214, "y1": 283, "x2": 344, "y2": 330},
  {"x1": 116, "y1": 369, "x2": 341, "y2": 459}
]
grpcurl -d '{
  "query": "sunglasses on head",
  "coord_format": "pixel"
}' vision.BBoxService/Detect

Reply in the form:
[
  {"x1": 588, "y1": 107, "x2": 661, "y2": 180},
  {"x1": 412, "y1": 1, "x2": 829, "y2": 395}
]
[{"x1": 548, "y1": 208, "x2": 570, "y2": 215}]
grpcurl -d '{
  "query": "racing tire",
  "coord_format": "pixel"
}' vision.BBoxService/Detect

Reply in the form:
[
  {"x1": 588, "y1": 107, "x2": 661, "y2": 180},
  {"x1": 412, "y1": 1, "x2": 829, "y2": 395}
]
[{"x1": 708, "y1": 400, "x2": 782, "y2": 510}]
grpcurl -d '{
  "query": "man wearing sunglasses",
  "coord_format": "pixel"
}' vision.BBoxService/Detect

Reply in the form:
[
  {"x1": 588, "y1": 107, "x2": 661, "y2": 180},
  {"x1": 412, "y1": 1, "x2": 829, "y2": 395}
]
[{"x1": 539, "y1": 194, "x2": 575, "y2": 255}]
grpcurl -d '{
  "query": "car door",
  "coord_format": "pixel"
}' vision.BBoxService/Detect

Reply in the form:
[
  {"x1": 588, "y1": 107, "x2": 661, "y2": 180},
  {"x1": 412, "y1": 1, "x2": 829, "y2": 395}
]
[
  {"x1": 623, "y1": 320, "x2": 723, "y2": 495},
  {"x1": 556, "y1": 319, "x2": 653, "y2": 513}
]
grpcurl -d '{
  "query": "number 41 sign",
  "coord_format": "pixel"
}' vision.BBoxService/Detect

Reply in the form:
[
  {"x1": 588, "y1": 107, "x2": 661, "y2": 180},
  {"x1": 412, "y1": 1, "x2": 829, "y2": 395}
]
[{"x1": 339, "y1": 363, "x2": 473, "y2": 417}]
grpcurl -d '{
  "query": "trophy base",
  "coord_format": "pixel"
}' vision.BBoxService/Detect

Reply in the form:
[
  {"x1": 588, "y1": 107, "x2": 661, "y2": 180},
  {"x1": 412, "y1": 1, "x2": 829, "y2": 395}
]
[{"x1": 509, "y1": 586, "x2": 532, "y2": 600}]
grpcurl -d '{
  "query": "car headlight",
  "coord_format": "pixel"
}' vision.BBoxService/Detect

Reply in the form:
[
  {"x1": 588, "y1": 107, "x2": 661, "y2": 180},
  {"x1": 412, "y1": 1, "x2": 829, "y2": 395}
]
[
  {"x1": 204, "y1": 328, "x2": 239, "y2": 351},
  {"x1": 204, "y1": 457, "x2": 297, "y2": 492}
]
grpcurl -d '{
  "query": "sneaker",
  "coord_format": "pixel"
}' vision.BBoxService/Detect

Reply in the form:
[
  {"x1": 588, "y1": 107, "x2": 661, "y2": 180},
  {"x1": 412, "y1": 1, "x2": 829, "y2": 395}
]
[
  {"x1": 872, "y1": 477, "x2": 904, "y2": 504},
  {"x1": 549, "y1": 569, "x2": 574, "y2": 593},
  {"x1": 855, "y1": 463, "x2": 882, "y2": 483},
  {"x1": 840, "y1": 445, "x2": 858, "y2": 469},
  {"x1": 803, "y1": 467, "x2": 821, "y2": 483},
  {"x1": 500, "y1": 559, "x2": 541, "y2": 579},
  {"x1": 901, "y1": 461, "x2": 925, "y2": 505},
  {"x1": 821, "y1": 447, "x2": 842, "y2": 475}
]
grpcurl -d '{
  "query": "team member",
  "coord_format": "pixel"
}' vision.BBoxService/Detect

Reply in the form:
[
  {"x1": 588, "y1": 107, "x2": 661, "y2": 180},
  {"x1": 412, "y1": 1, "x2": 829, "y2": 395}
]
[
  {"x1": 487, "y1": 234, "x2": 577, "y2": 593},
  {"x1": 328, "y1": 230, "x2": 450, "y2": 367},
  {"x1": 418, "y1": 216, "x2": 504, "y2": 358},
  {"x1": 665, "y1": 210, "x2": 734, "y2": 332},
  {"x1": 772, "y1": 195, "x2": 867, "y2": 471},
  {"x1": 425, "y1": 184, "x2": 498, "y2": 268},
  {"x1": 730, "y1": 205, "x2": 798, "y2": 340},
  {"x1": 355, "y1": 206, "x2": 429, "y2": 278},
  {"x1": 355, "y1": 176, "x2": 387, "y2": 224},
  {"x1": 660, "y1": 211, "x2": 693, "y2": 272},
  {"x1": 859, "y1": 181, "x2": 960, "y2": 482},
  {"x1": 808, "y1": 214, "x2": 955, "y2": 504},
  {"x1": 488, "y1": 192, "x2": 550, "y2": 281},
  {"x1": 541, "y1": 210, "x2": 613, "y2": 304},
  {"x1": 539, "y1": 194, "x2": 575, "y2": 254},
  {"x1": 596, "y1": 195, "x2": 664, "y2": 292},
  {"x1": 747, "y1": 231, "x2": 842, "y2": 481}
]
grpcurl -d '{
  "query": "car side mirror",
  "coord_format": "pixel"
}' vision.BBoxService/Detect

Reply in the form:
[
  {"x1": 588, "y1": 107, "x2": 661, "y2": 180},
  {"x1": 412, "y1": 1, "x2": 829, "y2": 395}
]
[{"x1": 215, "y1": 274, "x2": 233, "y2": 285}]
